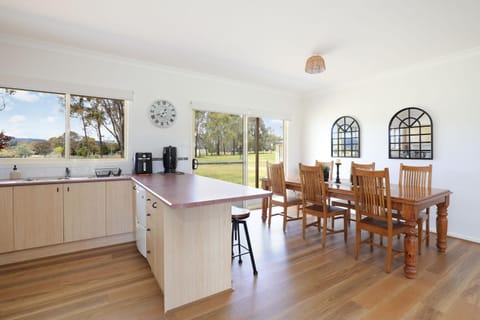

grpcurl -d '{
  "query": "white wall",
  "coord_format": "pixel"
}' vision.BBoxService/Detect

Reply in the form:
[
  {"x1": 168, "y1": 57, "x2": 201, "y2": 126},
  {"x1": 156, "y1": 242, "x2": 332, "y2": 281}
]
[
  {"x1": 302, "y1": 49, "x2": 480, "y2": 243},
  {"x1": 0, "y1": 38, "x2": 303, "y2": 179}
]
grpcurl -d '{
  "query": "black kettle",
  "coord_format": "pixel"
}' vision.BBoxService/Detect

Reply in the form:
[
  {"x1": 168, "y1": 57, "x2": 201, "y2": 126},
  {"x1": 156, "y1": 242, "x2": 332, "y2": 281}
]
[{"x1": 163, "y1": 146, "x2": 177, "y2": 173}]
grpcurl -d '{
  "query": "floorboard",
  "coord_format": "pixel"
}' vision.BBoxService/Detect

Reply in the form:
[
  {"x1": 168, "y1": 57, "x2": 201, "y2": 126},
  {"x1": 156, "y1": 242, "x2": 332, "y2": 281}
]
[{"x1": 1, "y1": 208, "x2": 479, "y2": 319}]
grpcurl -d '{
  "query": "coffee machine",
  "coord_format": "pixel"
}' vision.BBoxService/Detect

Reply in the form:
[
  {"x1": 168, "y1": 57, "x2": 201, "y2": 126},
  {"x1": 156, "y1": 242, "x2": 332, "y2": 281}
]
[
  {"x1": 163, "y1": 146, "x2": 177, "y2": 173},
  {"x1": 135, "y1": 152, "x2": 153, "y2": 174}
]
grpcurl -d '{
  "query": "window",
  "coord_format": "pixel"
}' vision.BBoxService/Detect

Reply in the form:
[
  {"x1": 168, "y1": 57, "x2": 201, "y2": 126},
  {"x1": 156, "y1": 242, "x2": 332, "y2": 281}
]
[
  {"x1": 0, "y1": 87, "x2": 125, "y2": 160},
  {"x1": 389, "y1": 107, "x2": 432, "y2": 159},
  {"x1": 193, "y1": 110, "x2": 285, "y2": 188},
  {"x1": 331, "y1": 116, "x2": 360, "y2": 158}
]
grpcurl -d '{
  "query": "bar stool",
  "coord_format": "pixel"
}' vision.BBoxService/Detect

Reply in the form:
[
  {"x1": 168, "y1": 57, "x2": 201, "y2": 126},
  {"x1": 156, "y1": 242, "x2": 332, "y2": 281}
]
[{"x1": 231, "y1": 206, "x2": 258, "y2": 276}]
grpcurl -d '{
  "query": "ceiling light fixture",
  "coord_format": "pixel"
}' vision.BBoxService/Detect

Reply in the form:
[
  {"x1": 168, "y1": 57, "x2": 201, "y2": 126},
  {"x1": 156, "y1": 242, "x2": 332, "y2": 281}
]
[{"x1": 305, "y1": 55, "x2": 326, "y2": 74}]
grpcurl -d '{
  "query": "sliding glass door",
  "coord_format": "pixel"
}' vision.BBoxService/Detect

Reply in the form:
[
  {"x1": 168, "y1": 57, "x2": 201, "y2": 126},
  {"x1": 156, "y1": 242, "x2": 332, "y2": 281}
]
[
  {"x1": 193, "y1": 110, "x2": 245, "y2": 184},
  {"x1": 193, "y1": 109, "x2": 285, "y2": 207}
]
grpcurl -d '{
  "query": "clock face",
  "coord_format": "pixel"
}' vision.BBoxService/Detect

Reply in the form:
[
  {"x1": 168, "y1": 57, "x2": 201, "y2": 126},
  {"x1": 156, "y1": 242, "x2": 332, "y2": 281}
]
[{"x1": 149, "y1": 100, "x2": 176, "y2": 128}]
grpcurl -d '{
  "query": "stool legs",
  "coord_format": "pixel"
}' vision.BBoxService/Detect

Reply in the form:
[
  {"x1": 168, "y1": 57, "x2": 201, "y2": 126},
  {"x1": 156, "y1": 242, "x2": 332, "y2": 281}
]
[{"x1": 231, "y1": 218, "x2": 258, "y2": 276}]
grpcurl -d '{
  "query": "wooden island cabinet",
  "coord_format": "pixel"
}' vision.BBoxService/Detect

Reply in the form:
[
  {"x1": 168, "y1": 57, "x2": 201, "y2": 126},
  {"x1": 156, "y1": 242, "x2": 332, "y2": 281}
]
[{"x1": 132, "y1": 173, "x2": 270, "y2": 313}]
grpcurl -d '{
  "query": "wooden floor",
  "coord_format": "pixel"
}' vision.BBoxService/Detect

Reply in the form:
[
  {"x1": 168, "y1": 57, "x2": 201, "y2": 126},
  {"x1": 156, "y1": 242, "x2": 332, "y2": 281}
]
[{"x1": 1, "y1": 209, "x2": 479, "y2": 320}]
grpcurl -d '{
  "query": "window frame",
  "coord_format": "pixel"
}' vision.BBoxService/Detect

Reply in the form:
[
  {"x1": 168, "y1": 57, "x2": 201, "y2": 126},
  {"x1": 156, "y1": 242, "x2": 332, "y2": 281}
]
[{"x1": 0, "y1": 86, "x2": 128, "y2": 162}]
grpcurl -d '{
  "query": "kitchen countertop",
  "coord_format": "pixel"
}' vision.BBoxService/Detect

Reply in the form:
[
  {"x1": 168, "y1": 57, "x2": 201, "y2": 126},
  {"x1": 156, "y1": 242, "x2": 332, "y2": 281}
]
[
  {"x1": 132, "y1": 173, "x2": 271, "y2": 208},
  {"x1": 0, "y1": 175, "x2": 131, "y2": 186}
]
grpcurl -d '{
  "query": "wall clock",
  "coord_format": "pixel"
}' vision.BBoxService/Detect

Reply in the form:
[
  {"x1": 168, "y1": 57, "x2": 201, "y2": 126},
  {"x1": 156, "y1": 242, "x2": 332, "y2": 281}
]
[{"x1": 149, "y1": 99, "x2": 177, "y2": 128}]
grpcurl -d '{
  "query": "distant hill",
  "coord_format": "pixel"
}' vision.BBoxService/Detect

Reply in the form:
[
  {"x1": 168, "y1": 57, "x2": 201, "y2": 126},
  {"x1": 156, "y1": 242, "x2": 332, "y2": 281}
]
[{"x1": 12, "y1": 138, "x2": 47, "y2": 143}]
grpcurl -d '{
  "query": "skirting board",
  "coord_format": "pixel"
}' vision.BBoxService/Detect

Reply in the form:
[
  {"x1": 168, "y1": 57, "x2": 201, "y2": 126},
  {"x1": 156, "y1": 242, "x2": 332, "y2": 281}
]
[{"x1": 0, "y1": 232, "x2": 135, "y2": 266}]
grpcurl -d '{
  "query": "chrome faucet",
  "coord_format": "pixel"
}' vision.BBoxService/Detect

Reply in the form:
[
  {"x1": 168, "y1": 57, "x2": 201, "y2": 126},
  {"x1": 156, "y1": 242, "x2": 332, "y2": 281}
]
[{"x1": 65, "y1": 167, "x2": 71, "y2": 178}]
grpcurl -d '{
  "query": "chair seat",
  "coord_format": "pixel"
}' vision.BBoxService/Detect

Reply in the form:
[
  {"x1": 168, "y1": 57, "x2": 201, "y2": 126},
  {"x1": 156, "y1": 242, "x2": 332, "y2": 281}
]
[
  {"x1": 358, "y1": 217, "x2": 408, "y2": 235},
  {"x1": 304, "y1": 204, "x2": 347, "y2": 216},
  {"x1": 271, "y1": 193, "x2": 302, "y2": 205},
  {"x1": 331, "y1": 199, "x2": 355, "y2": 210}
]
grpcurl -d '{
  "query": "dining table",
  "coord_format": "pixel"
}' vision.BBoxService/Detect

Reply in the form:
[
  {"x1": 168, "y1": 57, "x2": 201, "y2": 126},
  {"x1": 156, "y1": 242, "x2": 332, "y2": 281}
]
[{"x1": 261, "y1": 177, "x2": 452, "y2": 279}]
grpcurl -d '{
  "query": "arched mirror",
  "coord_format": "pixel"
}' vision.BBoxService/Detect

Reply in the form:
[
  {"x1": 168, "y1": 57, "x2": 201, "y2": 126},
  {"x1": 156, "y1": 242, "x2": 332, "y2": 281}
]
[
  {"x1": 331, "y1": 116, "x2": 360, "y2": 158},
  {"x1": 389, "y1": 107, "x2": 433, "y2": 159}
]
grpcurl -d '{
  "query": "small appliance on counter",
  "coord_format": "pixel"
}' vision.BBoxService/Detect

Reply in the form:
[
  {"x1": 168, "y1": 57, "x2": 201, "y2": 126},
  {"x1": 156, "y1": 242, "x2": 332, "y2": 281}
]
[
  {"x1": 163, "y1": 146, "x2": 177, "y2": 173},
  {"x1": 135, "y1": 152, "x2": 153, "y2": 174}
]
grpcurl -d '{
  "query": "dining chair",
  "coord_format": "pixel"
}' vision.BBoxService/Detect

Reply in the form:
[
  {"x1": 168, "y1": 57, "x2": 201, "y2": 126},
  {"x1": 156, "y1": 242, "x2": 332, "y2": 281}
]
[
  {"x1": 298, "y1": 163, "x2": 348, "y2": 248},
  {"x1": 331, "y1": 161, "x2": 376, "y2": 224},
  {"x1": 352, "y1": 167, "x2": 408, "y2": 273},
  {"x1": 398, "y1": 163, "x2": 432, "y2": 255},
  {"x1": 267, "y1": 162, "x2": 302, "y2": 232}
]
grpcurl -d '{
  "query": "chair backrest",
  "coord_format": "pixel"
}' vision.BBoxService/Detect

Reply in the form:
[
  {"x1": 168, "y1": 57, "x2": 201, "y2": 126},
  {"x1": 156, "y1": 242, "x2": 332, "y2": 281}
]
[
  {"x1": 352, "y1": 167, "x2": 393, "y2": 224},
  {"x1": 351, "y1": 161, "x2": 376, "y2": 170},
  {"x1": 298, "y1": 163, "x2": 328, "y2": 209},
  {"x1": 315, "y1": 160, "x2": 333, "y2": 182},
  {"x1": 267, "y1": 162, "x2": 287, "y2": 197},
  {"x1": 350, "y1": 161, "x2": 375, "y2": 184},
  {"x1": 399, "y1": 163, "x2": 432, "y2": 189}
]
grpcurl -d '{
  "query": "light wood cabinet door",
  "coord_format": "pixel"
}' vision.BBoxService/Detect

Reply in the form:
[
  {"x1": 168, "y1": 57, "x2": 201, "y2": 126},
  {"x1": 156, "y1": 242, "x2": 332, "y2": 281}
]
[
  {"x1": 14, "y1": 184, "x2": 63, "y2": 250},
  {"x1": 64, "y1": 182, "x2": 106, "y2": 242},
  {"x1": 146, "y1": 193, "x2": 156, "y2": 274},
  {"x1": 0, "y1": 187, "x2": 14, "y2": 253},
  {"x1": 106, "y1": 180, "x2": 134, "y2": 235},
  {"x1": 146, "y1": 192, "x2": 164, "y2": 291}
]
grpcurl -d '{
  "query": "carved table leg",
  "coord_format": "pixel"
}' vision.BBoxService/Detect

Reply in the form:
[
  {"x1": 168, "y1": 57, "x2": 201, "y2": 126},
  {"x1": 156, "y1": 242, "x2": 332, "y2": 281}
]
[
  {"x1": 436, "y1": 202, "x2": 448, "y2": 253},
  {"x1": 404, "y1": 219, "x2": 417, "y2": 279}
]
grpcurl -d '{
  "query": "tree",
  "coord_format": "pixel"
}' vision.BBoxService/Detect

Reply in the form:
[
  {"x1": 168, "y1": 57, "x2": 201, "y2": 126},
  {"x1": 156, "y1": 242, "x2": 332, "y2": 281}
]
[
  {"x1": 0, "y1": 131, "x2": 13, "y2": 150},
  {"x1": 32, "y1": 141, "x2": 53, "y2": 156},
  {"x1": 1, "y1": 88, "x2": 15, "y2": 111},
  {"x1": 84, "y1": 98, "x2": 106, "y2": 157},
  {"x1": 194, "y1": 111, "x2": 208, "y2": 157},
  {"x1": 15, "y1": 144, "x2": 33, "y2": 158},
  {"x1": 70, "y1": 96, "x2": 92, "y2": 156},
  {"x1": 101, "y1": 99, "x2": 125, "y2": 157}
]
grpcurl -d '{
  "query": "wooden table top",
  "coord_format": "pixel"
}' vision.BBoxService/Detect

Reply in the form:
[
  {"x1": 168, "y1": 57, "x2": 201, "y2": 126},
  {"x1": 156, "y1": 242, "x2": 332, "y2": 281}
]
[{"x1": 132, "y1": 173, "x2": 271, "y2": 208}]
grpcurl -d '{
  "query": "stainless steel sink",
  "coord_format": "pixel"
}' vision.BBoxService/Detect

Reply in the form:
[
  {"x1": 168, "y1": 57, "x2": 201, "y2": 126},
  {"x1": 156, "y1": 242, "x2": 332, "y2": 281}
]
[{"x1": 23, "y1": 176, "x2": 96, "y2": 182}]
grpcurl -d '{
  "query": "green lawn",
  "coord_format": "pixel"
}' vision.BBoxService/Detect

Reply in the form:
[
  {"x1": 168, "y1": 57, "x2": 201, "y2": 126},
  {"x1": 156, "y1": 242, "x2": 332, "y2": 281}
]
[{"x1": 195, "y1": 152, "x2": 277, "y2": 186}]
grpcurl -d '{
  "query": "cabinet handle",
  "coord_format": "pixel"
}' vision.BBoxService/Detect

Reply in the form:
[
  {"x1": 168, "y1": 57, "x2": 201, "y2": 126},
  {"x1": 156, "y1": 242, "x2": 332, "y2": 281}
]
[
  {"x1": 67, "y1": 186, "x2": 70, "y2": 192},
  {"x1": 152, "y1": 202, "x2": 157, "y2": 208},
  {"x1": 57, "y1": 187, "x2": 59, "y2": 192},
  {"x1": 133, "y1": 185, "x2": 136, "y2": 190},
  {"x1": 147, "y1": 228, "x2": 151, "y2": 231},
  {"x1": 147, "y1": 198, "x2": 151, "y2": 202},
  {"x1": 147, "y1": 213, "x2": 151, "y2": 216},
  {"x1": 147, "y1": 250, "x2": 151, "y2": 254}
]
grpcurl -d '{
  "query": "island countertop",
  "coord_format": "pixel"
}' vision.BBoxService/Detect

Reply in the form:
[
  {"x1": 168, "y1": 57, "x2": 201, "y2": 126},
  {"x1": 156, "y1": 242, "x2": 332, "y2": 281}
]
[{"x1": 132, "y1": 173, "x2": 271, "y2": 208}]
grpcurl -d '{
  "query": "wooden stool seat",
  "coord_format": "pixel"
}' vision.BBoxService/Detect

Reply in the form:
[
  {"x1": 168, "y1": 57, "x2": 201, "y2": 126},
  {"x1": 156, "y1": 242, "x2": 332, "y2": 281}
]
[
  {"x1": 231, "y1": 206, "x2": 257, "y2": 276},
  {"x1": 232, "y1": 206, "x2": 250, "y2": 220}
]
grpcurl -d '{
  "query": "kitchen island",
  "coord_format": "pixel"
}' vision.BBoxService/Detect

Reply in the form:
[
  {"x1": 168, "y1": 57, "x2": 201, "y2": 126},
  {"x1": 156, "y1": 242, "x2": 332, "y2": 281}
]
[{"x1": 131, "y1": 173, "x2": 270, "y2": 313}]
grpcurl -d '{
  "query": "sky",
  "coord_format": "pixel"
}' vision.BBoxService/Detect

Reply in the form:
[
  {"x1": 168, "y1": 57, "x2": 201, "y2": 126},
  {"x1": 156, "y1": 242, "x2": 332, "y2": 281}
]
[
  {"x1": 0, "y1": 89, "x2": 65, "y2": 140},
  {"x1": 263, "y1": 118, "x2": 283, "y2": 137},
  {"x1": 0, "y1": 89, "x2": 114, "y2": 141}
]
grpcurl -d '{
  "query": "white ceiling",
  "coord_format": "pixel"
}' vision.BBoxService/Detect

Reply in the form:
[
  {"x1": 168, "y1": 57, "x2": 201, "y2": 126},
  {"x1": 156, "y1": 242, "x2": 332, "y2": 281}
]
[{"x1": 1, "y1": 0, "x2": 480, "y2": 94}]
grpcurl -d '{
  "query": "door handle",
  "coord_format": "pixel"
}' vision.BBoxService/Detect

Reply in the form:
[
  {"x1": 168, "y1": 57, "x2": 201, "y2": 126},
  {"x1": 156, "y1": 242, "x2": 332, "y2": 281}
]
[{"x1": 192, "y1": 158, "x2": 199, "y2": 170}]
